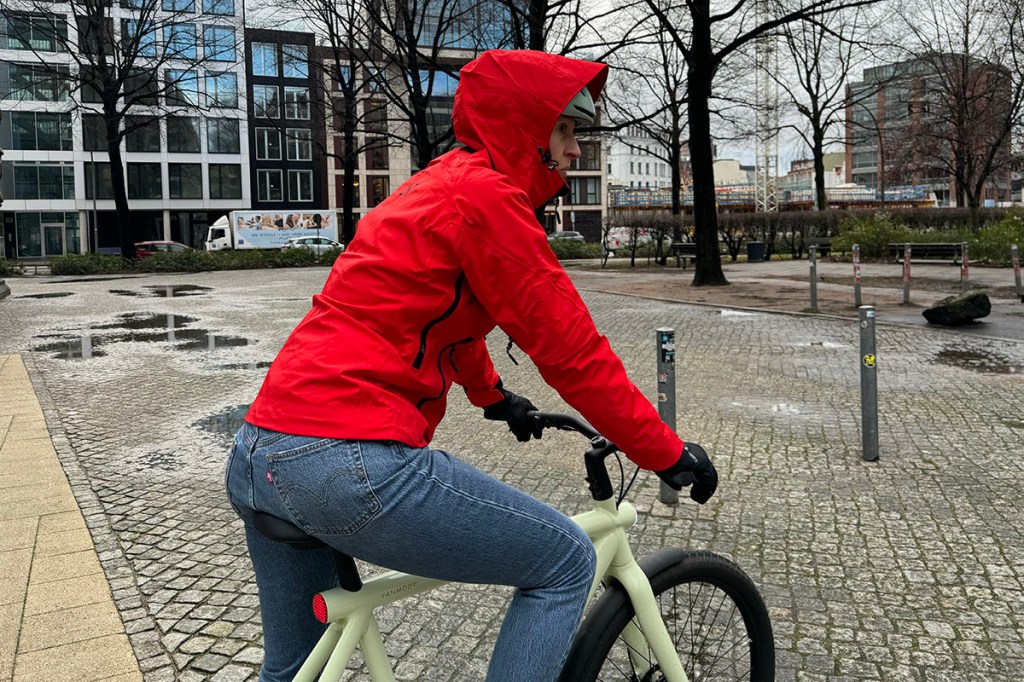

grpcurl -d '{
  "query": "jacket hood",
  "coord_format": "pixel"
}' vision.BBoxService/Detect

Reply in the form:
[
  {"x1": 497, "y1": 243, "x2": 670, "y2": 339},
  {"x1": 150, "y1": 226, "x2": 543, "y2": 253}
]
[{"x1": 452, "y1": 50, "x2": 608, "y2": 208}]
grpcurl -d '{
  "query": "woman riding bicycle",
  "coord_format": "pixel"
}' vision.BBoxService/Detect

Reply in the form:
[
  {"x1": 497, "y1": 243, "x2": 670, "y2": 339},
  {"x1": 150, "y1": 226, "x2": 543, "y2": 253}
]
[{"x1": 226, "y1": 49, "x2": 718, "y2": 682}]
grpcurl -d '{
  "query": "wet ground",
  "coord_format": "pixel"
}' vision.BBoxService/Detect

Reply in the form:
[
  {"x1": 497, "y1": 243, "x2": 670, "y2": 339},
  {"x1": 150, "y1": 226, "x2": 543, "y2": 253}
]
[{"x1": 1, "y1": 265, "x2": 1023, "y2": 681}]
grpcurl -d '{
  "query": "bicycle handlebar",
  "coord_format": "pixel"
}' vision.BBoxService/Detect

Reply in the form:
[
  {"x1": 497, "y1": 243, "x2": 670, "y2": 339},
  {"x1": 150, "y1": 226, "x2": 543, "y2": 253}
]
[{"x1": 527, "y1": 411, "x2": 621, "y2": 502}]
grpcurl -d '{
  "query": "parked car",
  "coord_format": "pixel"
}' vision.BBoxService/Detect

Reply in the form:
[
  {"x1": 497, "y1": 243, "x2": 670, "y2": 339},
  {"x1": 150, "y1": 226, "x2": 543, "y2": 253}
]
[
  {"x1": 134, "y1": 241, "x2": 192, "y2": 258},
  {"x1": 547, "y1": 230, "x2": 586, "y2": 242},
  {"x1": 281, "y1": 236, "x2": 345, "y2": 256}
]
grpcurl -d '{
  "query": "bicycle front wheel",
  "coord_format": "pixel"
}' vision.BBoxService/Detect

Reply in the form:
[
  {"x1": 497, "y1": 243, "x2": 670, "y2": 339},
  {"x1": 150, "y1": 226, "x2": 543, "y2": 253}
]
[{"x1": 561, "y1": 550, "x2": 774, "y2": 682}]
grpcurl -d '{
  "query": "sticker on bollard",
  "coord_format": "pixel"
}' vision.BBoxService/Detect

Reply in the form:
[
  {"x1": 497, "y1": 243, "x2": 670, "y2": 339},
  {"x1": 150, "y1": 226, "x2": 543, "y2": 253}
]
[{"x1": 863, "y1": 354, "x2": 876, "y2": 368}]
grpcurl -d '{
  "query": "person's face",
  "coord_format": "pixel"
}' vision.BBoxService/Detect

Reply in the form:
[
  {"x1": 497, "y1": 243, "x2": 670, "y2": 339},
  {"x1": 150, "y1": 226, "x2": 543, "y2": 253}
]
[{"x1": 548, "y1": 116, "x2": 581, "y2": 179}]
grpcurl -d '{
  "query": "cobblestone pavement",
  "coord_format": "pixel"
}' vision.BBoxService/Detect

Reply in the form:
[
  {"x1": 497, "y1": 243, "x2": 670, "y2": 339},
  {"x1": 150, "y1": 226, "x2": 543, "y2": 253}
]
[{"x1": 1, "y1": 268, "x2": 1023, "y2": 681}]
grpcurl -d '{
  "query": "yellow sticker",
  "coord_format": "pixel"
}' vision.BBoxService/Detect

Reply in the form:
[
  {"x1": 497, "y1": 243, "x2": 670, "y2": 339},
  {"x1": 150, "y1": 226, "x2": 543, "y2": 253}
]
[{"x1": 863, "y1": 354, "x2": 876, "y2": 368}]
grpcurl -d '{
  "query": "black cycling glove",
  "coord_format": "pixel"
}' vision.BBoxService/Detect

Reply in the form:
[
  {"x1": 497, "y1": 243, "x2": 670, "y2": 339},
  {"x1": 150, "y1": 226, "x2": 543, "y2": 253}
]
[
  {"x1": 656, "y1": 443, "x2": 718, "y2": 504},
  {"x1": 483, "y1": 383, "x2": 543, "y2": 443}
]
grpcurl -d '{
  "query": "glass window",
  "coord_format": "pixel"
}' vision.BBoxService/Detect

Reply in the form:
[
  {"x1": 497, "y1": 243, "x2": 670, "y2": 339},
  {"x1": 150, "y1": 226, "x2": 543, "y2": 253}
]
[
  {"x1": 368, "y1": 176, "x2": 389, "y2": 206},
  {"x1": 255, "y1": 128, "x2": 281, "y2": 160},
  {"x1": 128, "y1": 163, "x2": 163, "y2": 199},
  {"x1": 207, "y1": 118, "x2": 239, "y2": 153},
  {"x1": 166, "y1": 69, "x2": 199, "y2": 105},
  {"x1": 567, "y1": 177, "x2": 600, "y2": 205},
  {"x1": 122, "y1": 19, "x2": 157, "y2": 57},
  {"x1": 126, "y1": 116, "x2": 161, "y2": 152},
  {"x1": 286, "y1": 128, "x2": 312, "y2": 161},
  {"x1": 203, "y1": 25, "x2": 234, "y2": 61},
  {"x1": 284, "y1": 86, "x2": 309, "y2": 120},
  {"x1": 7, "y1": 63, "x2": 70, "y2": 101},
  {"x1": 337, "y1": 64, "x2": 352, "y2": 89},
  {"x1": 125, "y1": 68, "x2": 159, "y2": 106},
  {"x1": 205, "y1": 71, "x2": 237, "y2": 107},
  {"x1": 10, "y1": 112, "x2": 72, "y2": 150},
  {"x1": 209, "y1": 164, "x2": 241, "y2": 198},
  {"x1": 574, "y1": 141, "x2": 600, "y2": 171},
  {"x1": 282, "y1": 44, "x2": 308, "y2": 78},
  {"x1": 5, "y1": 13, "x2": 68, "y2": 52},
  {"x1": 169, "y1": 163, "x2": 203, "y2": 198},
  {"x1": 252, "y1": 42, "x2": 277, "y2": 77},
  {"x1": 252, "y1": 84, "x2": 279, "y2": 118},
  {"x1": 165, "y1": 23, "x2": 196, "y2": 59},
  {"x1": 203, "y1": 0, "x2": 233, "y2": 14},
  {"x1": 365, "y1": 137, "x2": 389, "y2": 170},
  {"x1": 257, "y1": 169, "x2": 283, "y2": 202},
  {"x1": 85, "y1": 163, "x2": 115, "y2": 199},
  {"x1": 335, "y1": 176, "x2": 360, "y2": 207},
  {"x1": 167, "y1": 116, "x2": 200, "y2": 152},
  {"x1": 163, "y1": 0, "x2": 194, "y2": 11},
  {"x1": 366, "y1": 66, "x2": 384, "y2": 92},
  {"x1": 288, "y1": 170, "x2": 312, "y2": 202}
]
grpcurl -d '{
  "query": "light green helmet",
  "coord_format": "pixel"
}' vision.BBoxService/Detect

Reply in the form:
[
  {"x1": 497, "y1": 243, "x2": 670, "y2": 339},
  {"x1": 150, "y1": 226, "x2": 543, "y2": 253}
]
[{"x1": 563, "y1": 87, "x2": 596, "y2": 125}]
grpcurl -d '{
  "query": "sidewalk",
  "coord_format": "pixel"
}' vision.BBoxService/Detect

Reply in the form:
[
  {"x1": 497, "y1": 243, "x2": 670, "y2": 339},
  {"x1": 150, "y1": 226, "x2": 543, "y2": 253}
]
[{"x1": 0, "y1": 354, "x2": 142, "y2": 682}]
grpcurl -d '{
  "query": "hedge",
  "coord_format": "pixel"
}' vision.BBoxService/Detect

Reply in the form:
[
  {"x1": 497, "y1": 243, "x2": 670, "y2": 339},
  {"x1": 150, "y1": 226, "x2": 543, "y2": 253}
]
[{"x1": 49, "y1": 247, "x2": 341, "y2": 276}]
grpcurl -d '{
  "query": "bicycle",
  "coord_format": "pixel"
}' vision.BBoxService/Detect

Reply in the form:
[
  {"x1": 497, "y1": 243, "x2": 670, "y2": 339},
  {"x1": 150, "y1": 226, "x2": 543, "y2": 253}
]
[{"x1": 251, "y1": 412, "x2": 775, "y2": 681}]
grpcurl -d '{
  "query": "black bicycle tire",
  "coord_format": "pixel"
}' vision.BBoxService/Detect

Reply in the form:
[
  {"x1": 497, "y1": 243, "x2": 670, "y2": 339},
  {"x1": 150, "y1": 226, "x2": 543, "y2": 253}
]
[{"x1": 560, "y1": 549, "x2": 775, "y2": 682}]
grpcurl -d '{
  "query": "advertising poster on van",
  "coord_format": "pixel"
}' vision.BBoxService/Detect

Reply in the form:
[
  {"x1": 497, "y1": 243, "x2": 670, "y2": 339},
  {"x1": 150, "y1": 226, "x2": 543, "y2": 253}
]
[{"x1": 233, "y1": 211, "x2": 337, "y2": 248}]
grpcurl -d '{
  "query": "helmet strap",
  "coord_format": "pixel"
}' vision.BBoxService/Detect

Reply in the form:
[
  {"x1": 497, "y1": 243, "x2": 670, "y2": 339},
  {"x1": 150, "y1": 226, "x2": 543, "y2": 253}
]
[{"x1": 537, "y1": 147, "x2": 559, "y2": 171}]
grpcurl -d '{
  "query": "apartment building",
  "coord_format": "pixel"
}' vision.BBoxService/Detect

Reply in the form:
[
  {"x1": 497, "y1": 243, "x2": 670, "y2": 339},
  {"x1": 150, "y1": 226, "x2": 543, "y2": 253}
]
[{"x1": 0, "y1": 0, "x2": 248, "y2": 258}]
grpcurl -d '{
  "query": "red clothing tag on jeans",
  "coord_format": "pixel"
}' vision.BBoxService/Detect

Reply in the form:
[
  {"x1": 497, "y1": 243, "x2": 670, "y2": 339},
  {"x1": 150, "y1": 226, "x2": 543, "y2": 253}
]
[{"x1": 266, "y1": 470, "x2": 273, "y2": 484}]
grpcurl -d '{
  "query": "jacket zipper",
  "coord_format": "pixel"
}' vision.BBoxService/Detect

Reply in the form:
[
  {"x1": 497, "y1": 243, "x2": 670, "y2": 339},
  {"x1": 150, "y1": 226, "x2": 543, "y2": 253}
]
[
  {"x1": 416, "y1": 337, "x2": 473, "y2": 409},
  {"x1": 412, "y1": 272, "x2": 466, "y2": 370}
]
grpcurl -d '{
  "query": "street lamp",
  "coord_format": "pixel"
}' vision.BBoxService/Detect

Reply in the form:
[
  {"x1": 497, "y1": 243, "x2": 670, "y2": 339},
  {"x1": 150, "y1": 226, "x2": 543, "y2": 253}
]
[{"x1": 90, "y1": 150, "x2": 98, "y2": 253}]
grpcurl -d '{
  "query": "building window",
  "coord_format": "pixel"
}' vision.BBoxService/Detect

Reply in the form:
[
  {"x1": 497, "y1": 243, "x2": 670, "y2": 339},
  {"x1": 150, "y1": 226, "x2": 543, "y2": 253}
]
[
  {"x1": 167, "y1": 116, "x2": 201, "y2": 152},
  {"x1": 209, "y1": 164, "x2": 241, "y2": 198},
  {"x1": 4, "y1": 13, "x2": 68, "y2": 52},
  {"x1": 126, "y1": 116, "x2": 161, "y2": 152},
  {"x1": 166, "y1": 69, "x2": 199, "y2": 105},
  {"x1": 205, "y1": 71, "x2": 237, "y2": 107},
  {"x1": 368, "y1": 176, "x2": 389, "y2": 206},
  {"x1": 203, "y1": 25, "x2": 234, "y2": 61},
  {"x1": 252, "y1": 84, "x2": 279, "y2": 118},
  {"x1": 82, "y1": 114, "x2": 106, "y2": 152},
  {"x1": 284, "y1": 86, "x2": 310, "y2": 119},
  {"x1": 169, "y1": 163, "x2": 203, "y2": 199},
  {"x1": 252, "y1": 42, "x2": 277, "y2": 76},
  {"x1": 365, "y1": 137, "x2": 389, "y2": 170},
  {"x1": 10, "y1": 112, "x2": 72, "y2": 150},
  {"x1": 288, "y1": 170, "x2": 313, "y2": 202},
  {"x1": 574, "y1": 141, "x2": 600, "y2": 171},
  {"x1": 286, "y1": 128, "x2": 312, "y2": 160},
  {"x1": 203, "y1": 0, "x2": 234, "y2": 15},
  {"x1": 125, "y1": 68, "x2": 160, "y2": 105},
  {"x1": 122, "y1": 19, "x2": 157, "y2": 57},
  {"x1": 365, "y1": 66, "x2": 384, "y2": 92},
  {"x1": 257, "y1": 169, "x2": 283, "y2": 202},
  {"x1": 12, "y1": 163, "x2": 75, "y2": 200},
  {"x1": 567, "y1": 177, "x2": 600, "y2": 205},
  {"x1": 128, "y1": 163, "x2": 163, "y2": 199},
  {"x1": 85, "y1": 163, "x2": 114, "y2": 199},
  {"x1": 163, "y1": 0, "x2": 194, "y2": 11},
  {"x1": 7, "y1": 63, "x2": 70, "y2": 101},
  {"x1": 282, "y1": 44, "x2": 308, "y2": 78},
  {"x1": 337, "y1": 64, "x2": 352, "y2": 89},
  {"x1": 335, "y1": 176, "x2": 360, "y2": 207},
  {"x1": 255, "y1": 127, "x2": 282, "y2": 160},
  {"x1": 165, "y1": 23, "x2": 197, "y2": 59},
  {"x1": 207, "y1": 118, "x2": 240, "y2": 153}
]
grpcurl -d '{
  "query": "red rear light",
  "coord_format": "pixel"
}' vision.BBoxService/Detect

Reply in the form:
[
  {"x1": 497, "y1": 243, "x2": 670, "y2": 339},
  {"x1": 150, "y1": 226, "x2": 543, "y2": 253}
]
[{"x1": 312, "y1": 593, "x2": 328, "y2": 623}]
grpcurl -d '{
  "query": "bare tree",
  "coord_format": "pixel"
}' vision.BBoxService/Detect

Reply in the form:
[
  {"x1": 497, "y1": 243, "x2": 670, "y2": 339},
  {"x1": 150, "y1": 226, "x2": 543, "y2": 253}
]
[
  {"x1": 896, "y1": 0, "x2": 1024, "y2": 225},
  {"x1": 1, "y1": 0, "x2": 237, "y2": 258},
  {"x1": 643, "y1": 0, "x2": 885, "y2": 286}
]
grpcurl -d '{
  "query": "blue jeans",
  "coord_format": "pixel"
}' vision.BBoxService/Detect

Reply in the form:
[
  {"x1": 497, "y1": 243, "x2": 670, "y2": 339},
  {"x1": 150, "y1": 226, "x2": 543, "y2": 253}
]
[{"x1": 225, "y1": 421, "x2": 596, "y2": 682}]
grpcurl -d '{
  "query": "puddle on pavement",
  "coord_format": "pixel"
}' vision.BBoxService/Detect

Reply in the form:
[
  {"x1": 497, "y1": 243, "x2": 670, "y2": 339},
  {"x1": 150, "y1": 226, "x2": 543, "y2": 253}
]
[
  {"x1": 110, "y1": 284, "x2": 213, "y2": 298},
  {"x1": 193, "y1": 404, "x2": 251, "y2": 442},
  {"x1": 16, "y1": 292, "x2": 75, "y2": 299},
  {"x1": 32, "y1": 312, "x2": 251, "y2": 359},
  {"x1": 217, "y1": 361, "x2": 273, "y2": 370},
  {"x1": 139, "y1": 450, "x2": 183, "y2": 471},
  {"x1": 934, "y1": 348, "x2": 1024, "y2": 374}
]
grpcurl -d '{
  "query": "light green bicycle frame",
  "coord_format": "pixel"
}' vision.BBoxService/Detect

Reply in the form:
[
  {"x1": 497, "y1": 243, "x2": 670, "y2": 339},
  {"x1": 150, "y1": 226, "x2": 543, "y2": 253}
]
[{"x1": 295, "y1": 496, "x2": 688, "y2": 682}]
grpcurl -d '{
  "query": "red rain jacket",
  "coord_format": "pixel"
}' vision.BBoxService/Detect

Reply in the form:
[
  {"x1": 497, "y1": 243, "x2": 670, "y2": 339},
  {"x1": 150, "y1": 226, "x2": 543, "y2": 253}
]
[{"x1": 246, "y1": 50, "x2": 683, "y2": 470}]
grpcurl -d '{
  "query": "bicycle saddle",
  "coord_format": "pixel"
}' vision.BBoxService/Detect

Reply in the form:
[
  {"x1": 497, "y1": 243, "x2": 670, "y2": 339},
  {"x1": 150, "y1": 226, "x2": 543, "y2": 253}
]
[{"x1": 252, "y1": 511, "x2": 363, "y2": 592}]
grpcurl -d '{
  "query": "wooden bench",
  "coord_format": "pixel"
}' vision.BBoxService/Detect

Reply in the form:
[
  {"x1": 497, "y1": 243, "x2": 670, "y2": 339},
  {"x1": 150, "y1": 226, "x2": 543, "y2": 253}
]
[
  {"x1": 805, "y1": 237, "x2": 832, "y2": 257},
  {"x1": 889, "y1": 243, "x2": 967, "y2": 264},
  {"x1": 670, "y1": 242, "x2": 697, "y2": 268}
]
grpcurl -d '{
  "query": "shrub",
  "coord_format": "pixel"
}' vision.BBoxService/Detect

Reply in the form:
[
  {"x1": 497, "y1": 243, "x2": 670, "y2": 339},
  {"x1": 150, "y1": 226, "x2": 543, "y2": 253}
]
[
  {"x1": 833, "y1": 212, "x2": 915, "y2": 258},
  {"x1": 548, "y1": 239, "x2": 603, "y2": 259},
  {"x1": 50, "y1": 253, "x2": 126, "y2": 275},
  {"x1": 971, "y1": 211, "x2": 1024, "y2": 265},
  {"x1": 132, "y1": 249, "x2": 219, "y2": 273},
  {"x1": 0, "y1": 258, "x2": 15, "y2": 277}
]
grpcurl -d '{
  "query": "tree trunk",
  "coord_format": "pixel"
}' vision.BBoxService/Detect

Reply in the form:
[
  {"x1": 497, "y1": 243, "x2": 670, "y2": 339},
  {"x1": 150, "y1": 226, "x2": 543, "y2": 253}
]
[
  {"x1": 106, "y1": 119, "x2": 133, "y2": 260},
  {"x1": 527, "y1": 0, "x2": 546, "y2": 51},
  {"x1": 341, "y1": 93, "x2": 359, "y2": 242},
  {"x1": 812, "y1": 124, "x2": 827, "y2": 211},
  {"x1": 687, "y1": 5, "x2": 727, "y2": 286}
]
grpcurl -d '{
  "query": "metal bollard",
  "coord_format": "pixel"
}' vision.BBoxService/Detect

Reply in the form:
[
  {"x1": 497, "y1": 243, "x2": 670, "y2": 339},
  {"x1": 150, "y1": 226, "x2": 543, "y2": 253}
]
[
  {"x1": 902, "y1": 243, "x2": 912, "y2": 305},
  {"x1": 808, "y1": 245, "x2": 818, "y2": 312},
  {"x1": 656, "y1": 328, "x2": 679, "y2": 505},
  {"x1": 853, "y1": 244, "x2": 862, "y2": 307},
  {"x1": 858, "y1": 306, "x2": 879, "y2": 462},
  {"x1": 1012, "y1": 244, "x2": 1022, "y2": 302},
  {"x1": 960, "y1": 241, "x2": 970, "y2": 291}
]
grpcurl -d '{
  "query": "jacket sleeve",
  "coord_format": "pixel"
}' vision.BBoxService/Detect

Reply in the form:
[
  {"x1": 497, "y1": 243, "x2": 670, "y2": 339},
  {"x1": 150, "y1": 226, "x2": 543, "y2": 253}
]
[
  {"x1": 450, "y1": 176, "x2": 683, "y2": 471},
  {"x1": 450, "y1": 338, "x2": 504, "y2": 408}
]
